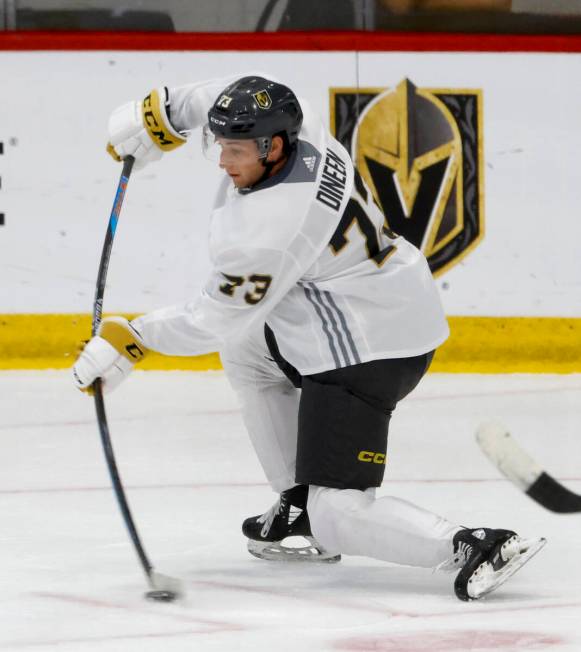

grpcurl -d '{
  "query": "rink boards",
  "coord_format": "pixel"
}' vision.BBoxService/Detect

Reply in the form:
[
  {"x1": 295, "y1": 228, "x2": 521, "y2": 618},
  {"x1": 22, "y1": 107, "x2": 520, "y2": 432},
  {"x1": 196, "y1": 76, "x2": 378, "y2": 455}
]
[{"x1": 0, "y1": 37, "x2": 579, "y2": 370}]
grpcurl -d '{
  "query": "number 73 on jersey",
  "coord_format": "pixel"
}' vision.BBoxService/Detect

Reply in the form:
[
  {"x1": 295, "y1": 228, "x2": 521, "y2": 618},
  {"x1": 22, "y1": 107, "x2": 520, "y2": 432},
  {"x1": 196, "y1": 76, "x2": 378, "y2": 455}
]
[
  {"x1": 219, "y1": 177, "x2": 397, "y2": 304},
  {"x1": 330, "y1": 172, "x2": 398, "y2": 268}
]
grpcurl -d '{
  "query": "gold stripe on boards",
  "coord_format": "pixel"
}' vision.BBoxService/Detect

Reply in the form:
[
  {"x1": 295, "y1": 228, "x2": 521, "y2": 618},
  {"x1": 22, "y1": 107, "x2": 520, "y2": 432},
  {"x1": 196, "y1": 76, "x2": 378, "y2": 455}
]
[{"x1": 1, "y1": 314, "x2": 580, "y2": 373}]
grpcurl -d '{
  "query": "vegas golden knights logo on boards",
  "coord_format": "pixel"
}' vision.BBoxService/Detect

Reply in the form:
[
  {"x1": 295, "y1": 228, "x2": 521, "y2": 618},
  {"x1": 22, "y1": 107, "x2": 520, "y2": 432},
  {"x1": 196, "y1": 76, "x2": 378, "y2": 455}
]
[
  {"x1": 253, "y1": 90, "x2": 273, "y2": 109},
  {"x1": 330, "y1": 79, "x2": 484, "y2": 276}
]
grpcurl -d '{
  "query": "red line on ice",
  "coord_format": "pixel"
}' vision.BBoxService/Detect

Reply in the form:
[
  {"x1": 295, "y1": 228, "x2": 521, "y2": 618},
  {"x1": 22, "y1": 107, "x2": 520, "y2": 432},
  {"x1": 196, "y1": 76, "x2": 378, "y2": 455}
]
[{"x1": 1, "y1": 476, "x2": 580, "y2": 496}]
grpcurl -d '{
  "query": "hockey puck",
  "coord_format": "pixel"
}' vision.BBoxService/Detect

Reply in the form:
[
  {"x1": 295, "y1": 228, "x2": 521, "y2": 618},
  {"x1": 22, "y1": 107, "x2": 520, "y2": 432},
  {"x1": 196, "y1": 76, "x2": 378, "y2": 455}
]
[{"x1": 145, "y1": 589, "x2": 178, "y2": 602}]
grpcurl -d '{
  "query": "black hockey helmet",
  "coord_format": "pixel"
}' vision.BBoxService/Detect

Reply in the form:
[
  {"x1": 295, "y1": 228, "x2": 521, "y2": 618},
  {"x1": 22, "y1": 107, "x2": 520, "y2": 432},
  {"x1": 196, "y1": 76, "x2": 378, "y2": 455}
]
[{"x1": 206, "y1": 76, "x2": 303, "y2": 158}]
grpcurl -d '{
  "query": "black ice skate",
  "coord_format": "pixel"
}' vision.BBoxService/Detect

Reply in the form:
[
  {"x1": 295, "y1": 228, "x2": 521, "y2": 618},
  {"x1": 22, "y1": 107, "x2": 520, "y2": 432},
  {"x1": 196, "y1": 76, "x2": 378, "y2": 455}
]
[
  {"x1": 451, "y1": 527, "x2": 546, "y2": 601},
  {"x1": 242, "y1": 485, "x2": 341, "y2": 563}
]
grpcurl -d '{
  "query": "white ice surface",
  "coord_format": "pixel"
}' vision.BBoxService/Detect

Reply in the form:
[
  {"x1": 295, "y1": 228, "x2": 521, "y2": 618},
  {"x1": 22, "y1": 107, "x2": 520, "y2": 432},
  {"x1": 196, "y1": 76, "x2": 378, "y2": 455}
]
[{"x1": 1, "y1": 370, "x2": 580, "y2": 651}]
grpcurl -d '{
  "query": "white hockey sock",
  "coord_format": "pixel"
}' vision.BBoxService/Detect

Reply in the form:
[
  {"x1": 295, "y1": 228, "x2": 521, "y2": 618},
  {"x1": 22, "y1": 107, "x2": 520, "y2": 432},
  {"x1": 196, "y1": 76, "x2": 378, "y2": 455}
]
[
  {"x1": 237, "y1": 382, "x2": 300, "y2": 493},
  {"x1": 308, "y1": 486, "x2": 459, "y2": 568},
  {"x1": 221, "y1": 329, "x2": 301, "y2": 494}
]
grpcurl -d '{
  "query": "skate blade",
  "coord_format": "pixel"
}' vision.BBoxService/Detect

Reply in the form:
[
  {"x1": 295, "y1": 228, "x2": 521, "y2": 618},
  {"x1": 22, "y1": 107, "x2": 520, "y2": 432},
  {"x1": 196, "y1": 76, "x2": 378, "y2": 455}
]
[
  {"x1": 468, "y1": 536, "x2": 546, "y2": 599},
  {"x1": 247, "y1": 537, "x2": 341, "y2": 563}
]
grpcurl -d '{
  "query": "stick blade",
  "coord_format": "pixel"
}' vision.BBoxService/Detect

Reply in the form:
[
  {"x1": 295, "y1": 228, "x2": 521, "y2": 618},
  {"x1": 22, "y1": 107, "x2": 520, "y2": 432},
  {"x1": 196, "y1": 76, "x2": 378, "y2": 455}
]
[
  {"x1": 146, "y1": 571, "x2": 185, "y2": 601},
  {"x1": 527, "y1": 472, "x2": 581, "y2": 513},
  {"x1": 476, "y1": 421, "x2": 581, "y2": 513}
]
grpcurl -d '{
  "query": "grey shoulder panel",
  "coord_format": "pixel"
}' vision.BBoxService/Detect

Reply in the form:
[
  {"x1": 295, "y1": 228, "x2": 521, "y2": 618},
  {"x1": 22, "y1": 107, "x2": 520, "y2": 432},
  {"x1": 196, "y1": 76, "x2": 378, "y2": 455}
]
[{"x1": 283, "y1": 140, "x2": 322, "y2": 185}]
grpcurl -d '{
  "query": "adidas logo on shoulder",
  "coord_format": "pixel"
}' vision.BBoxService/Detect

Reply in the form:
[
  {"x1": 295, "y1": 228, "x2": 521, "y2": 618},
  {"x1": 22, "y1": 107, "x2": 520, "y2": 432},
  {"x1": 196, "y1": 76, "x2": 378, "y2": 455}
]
[
  {"x1": 472, "y1": 529, "x2": 487, "y2": 540},
  {"x1": 302, "y1": 156, "x2": 316, "y2": 172}
]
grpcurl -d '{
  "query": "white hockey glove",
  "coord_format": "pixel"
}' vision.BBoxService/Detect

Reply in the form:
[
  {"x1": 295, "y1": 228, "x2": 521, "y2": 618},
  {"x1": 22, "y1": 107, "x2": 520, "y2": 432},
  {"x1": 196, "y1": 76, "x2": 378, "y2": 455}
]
[
  {"x1": 72, "y1": 317, "x2": 148, "y2": 394},
  {"x1": 107, "y1": 87, "x2": 187, "y2": 170}
]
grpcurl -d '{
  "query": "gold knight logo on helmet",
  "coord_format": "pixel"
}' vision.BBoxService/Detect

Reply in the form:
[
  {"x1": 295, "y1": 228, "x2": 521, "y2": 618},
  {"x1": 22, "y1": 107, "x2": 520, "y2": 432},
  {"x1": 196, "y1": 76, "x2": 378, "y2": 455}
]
[
  {"x1": 330, "y1": 79, "x2": 484, "y2": 277},
  {"x1": 253, "y1": 90, "x2": 273, "y2": 110}
]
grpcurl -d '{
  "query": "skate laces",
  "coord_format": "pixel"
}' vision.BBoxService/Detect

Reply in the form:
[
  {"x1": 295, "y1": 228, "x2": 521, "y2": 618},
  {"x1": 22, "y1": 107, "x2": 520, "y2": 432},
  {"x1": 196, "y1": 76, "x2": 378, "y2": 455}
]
[
  {"x1": 435, "y1": 539, "x2": 473, "y2": 573},
  {"x1": 256, "y1": 494, "x2": 303, "y2": 539},
  {"x1": 257, "y1": 495, "x2": 288, "y2": 537},
  {"x1": 454, "y1": 541, "x2": 473, "y2": 565}
]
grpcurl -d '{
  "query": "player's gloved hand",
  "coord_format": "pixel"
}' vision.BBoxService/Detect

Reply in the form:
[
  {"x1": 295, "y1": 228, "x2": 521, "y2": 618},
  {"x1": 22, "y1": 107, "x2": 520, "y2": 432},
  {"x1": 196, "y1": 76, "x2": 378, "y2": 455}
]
[
  {"x1": 107, "y1": 87, "x2": 187, "y2": 170},
  {"x1": 72, "y1": 317, "x2": 148, "y2": 394}
]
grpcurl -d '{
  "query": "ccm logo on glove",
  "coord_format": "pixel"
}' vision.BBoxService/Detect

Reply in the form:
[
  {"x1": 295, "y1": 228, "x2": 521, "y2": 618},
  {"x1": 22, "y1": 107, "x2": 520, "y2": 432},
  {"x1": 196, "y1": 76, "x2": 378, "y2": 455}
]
[
  {"x1": 142, "y1": 90, "x2": 186, "y2": 151},
  {"x1": 106, "y1": 87, "x2": 187, "y2": 168},
  {"x1": 72, "y1": 317, "x2": 148, "y2": 394}
]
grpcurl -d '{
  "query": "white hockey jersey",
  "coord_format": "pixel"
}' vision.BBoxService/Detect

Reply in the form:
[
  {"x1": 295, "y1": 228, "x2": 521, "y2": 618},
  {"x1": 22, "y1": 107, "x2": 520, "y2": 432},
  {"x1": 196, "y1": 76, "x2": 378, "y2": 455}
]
[{"x1": 133, "y1": 74, "x2": 449, "y2": 375}]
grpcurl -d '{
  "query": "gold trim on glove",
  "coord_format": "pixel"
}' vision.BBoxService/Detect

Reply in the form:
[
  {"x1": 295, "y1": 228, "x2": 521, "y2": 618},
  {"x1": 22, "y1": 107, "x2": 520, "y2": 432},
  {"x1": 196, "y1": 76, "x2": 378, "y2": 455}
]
[
  {"x1": 99, "y1": 318, "x2": 148, "y2": 363},
  {"x1": 106, "y1": 142, "x2": 122, "y2": 162},
  {"x1": 142, "y1": 89, "x2": 187, "y2": 152}
]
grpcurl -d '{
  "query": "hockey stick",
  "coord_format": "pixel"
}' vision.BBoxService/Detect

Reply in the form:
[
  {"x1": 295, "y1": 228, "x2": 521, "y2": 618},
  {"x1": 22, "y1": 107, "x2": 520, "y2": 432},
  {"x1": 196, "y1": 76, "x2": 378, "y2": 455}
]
[
  {"x1": 476, "y1": 421, "x2": 581, "y2": 513},
  {"x1": 92, "y1": 155, "x2": 183, "y2": 600}
]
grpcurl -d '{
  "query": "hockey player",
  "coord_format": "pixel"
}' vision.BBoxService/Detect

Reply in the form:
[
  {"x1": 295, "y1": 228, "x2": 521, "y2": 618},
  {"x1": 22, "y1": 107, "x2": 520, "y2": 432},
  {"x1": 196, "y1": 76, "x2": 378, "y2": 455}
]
[{"x1": 73, "y1": 74, "x2": 545, "y2": 601}]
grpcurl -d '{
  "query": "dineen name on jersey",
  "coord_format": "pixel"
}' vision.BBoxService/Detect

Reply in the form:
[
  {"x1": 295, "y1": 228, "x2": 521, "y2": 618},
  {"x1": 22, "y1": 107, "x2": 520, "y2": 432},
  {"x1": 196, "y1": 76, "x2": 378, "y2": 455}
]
[{"x1": 316, "y1": 148, "x2": 347, "y2": 212}]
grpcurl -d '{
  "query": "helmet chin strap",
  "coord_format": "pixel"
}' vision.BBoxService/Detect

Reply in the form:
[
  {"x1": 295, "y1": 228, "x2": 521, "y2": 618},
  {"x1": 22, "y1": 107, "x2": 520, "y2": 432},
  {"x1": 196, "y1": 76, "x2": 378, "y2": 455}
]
[
  {"x1": 258, "y1": 156, "x2": 277, "y2": 181},
  {"x1": 256, "y1": 135, "x2": 285, "y2": 184},
  {"x1": 239, "y1": 154, "x2": 285, "y2": 194},
  {"x1": 239, "y1": 138, "x2": 288, "y2": 192},
  {"x1": 251, "y1": 149, "x2": 285, "y2": 187}
]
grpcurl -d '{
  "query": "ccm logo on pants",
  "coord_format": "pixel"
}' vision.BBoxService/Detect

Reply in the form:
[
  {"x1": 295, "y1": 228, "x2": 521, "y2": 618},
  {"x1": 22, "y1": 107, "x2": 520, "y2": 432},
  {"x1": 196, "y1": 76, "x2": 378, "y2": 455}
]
[{"x1": 357, "y1": 451, "x2": 387, "y2": 465}]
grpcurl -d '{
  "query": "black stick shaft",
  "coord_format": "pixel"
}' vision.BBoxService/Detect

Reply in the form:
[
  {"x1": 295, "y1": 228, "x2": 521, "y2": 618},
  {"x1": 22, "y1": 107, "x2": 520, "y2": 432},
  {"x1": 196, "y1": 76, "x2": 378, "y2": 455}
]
[
  {"x1": 93, "y1": 382, "x2": 153, "y2": 575},
  {"x1": 91, "y1": 156, "x2": 155, "y2": 582},
  {"x1": 92, "y1": 156, "x2": 134, "y2": 337}
]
